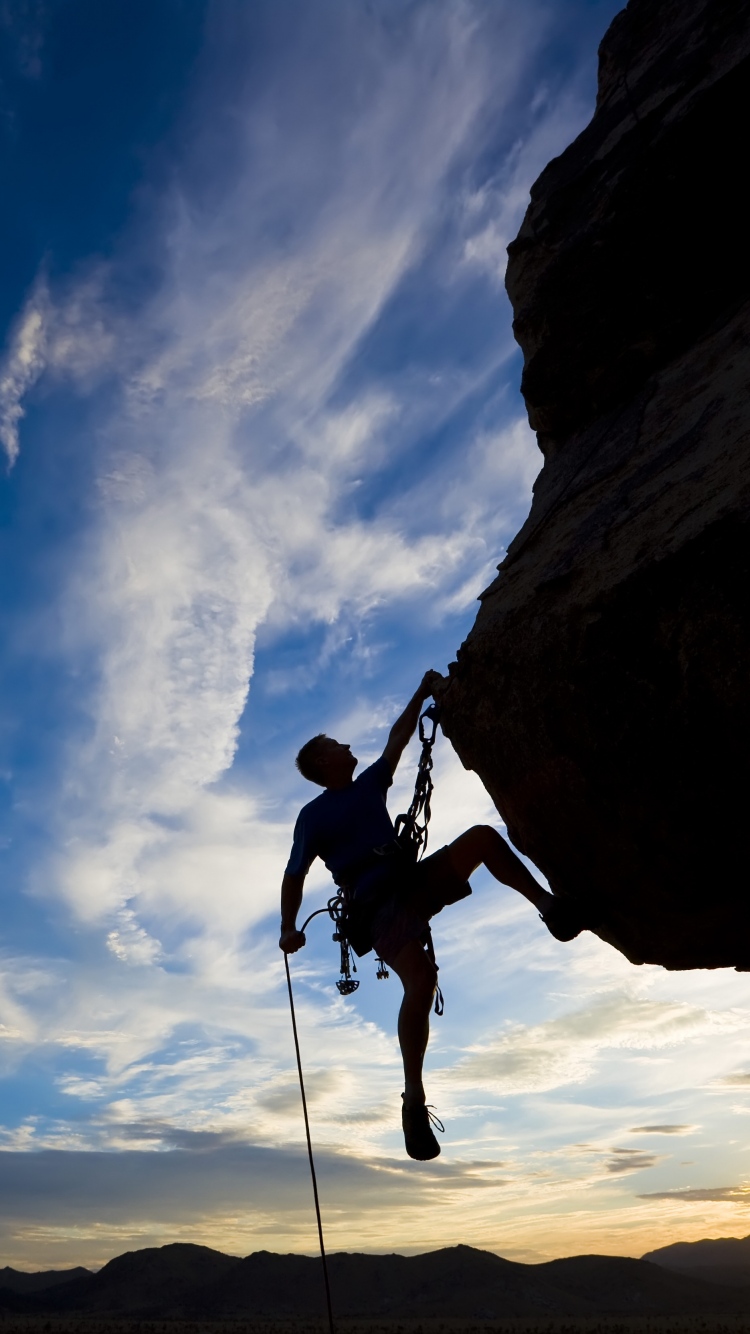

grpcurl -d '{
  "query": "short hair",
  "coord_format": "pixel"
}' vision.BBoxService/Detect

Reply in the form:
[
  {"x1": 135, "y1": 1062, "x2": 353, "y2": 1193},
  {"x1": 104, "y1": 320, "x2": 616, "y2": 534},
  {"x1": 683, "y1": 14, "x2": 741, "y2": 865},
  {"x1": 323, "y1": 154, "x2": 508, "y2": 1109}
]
[{"x1": 295, "y1": 734, "x2": 330, "y2": 785}]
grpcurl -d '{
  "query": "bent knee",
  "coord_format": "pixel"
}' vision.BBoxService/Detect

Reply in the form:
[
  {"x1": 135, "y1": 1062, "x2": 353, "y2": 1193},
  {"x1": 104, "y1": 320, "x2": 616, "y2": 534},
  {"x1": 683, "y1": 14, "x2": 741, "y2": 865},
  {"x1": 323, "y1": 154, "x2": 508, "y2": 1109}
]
[{"x1": 467, "y1": 823, "x2": 499, "y2": 849}]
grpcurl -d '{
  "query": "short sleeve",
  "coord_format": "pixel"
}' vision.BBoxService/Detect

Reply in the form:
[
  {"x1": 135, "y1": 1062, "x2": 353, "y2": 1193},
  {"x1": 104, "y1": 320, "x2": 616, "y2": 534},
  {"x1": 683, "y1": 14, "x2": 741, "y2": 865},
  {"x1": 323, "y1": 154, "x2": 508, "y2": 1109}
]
[
  {"x1": 359, "y1": 755, "x2": 393, "y2": 794},
  {"x1": 285, "y1": 812, "x2": 316, "y2": 877}
]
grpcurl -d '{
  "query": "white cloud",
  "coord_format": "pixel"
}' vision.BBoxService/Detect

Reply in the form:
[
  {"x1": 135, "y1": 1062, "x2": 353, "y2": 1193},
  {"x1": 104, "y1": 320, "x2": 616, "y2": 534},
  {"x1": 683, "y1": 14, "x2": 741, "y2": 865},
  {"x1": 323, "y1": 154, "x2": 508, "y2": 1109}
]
[
  {"x1": 450, "y1": 996, "x2": 747, "y2": 1094},
  {"x1": 0, "y1": 277, "x2": 49, "y2": 466},
  {"x1": 0, "y1": 267, "x2": 123, "y2": 467},
  {"x1": 461, "y1": 83, "x2": 599, "y2": 285},
  {"x1": 73, "y1": 433, "x2": 272, "y2": 809},
  {"x1": 106, "y1": 910, "x2": 164, "y2": 967}
]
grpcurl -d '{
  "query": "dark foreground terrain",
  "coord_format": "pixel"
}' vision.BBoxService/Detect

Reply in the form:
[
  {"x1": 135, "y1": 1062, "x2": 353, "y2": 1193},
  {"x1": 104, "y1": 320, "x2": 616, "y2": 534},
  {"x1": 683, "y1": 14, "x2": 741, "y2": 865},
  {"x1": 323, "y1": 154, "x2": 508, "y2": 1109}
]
[
  {"x1": 3, "y1": 1246, "x2": 750, "y2": 1323},
  {"x1": 2, "y1": 1320, "x2": 750, "y2": 1334}
]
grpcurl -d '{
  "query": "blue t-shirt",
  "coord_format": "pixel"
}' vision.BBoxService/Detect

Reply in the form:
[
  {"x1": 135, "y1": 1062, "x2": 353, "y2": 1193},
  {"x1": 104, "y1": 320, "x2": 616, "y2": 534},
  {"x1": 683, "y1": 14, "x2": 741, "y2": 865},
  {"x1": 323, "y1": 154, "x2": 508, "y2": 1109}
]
[{"x1": 285, "y1": 756, "x2": 396, "y2": 896}]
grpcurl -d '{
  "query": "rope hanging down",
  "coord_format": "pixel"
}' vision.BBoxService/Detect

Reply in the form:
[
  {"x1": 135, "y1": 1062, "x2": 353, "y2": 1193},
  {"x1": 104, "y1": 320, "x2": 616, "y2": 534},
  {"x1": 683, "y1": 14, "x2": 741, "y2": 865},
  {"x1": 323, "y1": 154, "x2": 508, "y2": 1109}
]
[{"x1": 284, "y1": 953, "x2": 335, "y2": 1334}]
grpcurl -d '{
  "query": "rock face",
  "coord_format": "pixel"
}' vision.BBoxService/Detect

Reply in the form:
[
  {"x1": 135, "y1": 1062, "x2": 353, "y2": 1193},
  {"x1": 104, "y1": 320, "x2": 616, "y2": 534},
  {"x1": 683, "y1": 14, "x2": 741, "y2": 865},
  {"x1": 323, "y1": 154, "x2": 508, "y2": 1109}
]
[{"x1": 441, "y1": 0, "x2": 750, "y2": 968}]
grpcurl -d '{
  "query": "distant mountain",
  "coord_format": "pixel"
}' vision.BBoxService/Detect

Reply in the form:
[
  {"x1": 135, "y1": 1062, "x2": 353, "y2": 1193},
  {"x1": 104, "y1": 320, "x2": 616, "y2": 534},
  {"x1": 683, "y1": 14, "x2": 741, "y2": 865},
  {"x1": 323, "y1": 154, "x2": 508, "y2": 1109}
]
[
  {"x1": 0, "y1": 1267, "x2": 91, "y2": 1293},
  {"x1": 191, "y1": 1246, "x2": 750, "y2": 1319},
  {"x1": 3, "y1": 1243, "x2": 750, "y2": 1318},
  {"x1": 14, "y1": 1243, "x2": 240, "y2": 1316},
  {"x1": 643, "y1": 1234, "x2": 750, "y2": 1288}
]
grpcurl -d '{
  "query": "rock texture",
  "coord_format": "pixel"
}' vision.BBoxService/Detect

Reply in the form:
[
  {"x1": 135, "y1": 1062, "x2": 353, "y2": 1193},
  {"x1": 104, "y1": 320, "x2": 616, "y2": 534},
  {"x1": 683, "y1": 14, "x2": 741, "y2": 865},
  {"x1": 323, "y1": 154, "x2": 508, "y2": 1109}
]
[{"x1": 441, "y1": 0, "x2": 750, "y2": 968}]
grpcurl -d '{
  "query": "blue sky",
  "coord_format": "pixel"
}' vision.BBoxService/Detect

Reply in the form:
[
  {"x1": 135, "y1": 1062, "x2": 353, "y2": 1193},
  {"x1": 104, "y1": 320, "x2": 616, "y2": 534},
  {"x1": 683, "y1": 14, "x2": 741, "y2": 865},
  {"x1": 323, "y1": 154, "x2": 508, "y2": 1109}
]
[{"x1": 3, "y1": 0, "x2": 750, "y2": 1273}]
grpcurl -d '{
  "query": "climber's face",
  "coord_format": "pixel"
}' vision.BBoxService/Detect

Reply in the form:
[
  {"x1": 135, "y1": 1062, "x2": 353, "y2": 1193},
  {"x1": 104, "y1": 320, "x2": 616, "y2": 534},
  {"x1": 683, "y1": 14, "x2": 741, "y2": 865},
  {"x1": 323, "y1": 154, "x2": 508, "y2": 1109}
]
[{"x1": 318, "y1": 738, "x2": 358, "y2": 788}]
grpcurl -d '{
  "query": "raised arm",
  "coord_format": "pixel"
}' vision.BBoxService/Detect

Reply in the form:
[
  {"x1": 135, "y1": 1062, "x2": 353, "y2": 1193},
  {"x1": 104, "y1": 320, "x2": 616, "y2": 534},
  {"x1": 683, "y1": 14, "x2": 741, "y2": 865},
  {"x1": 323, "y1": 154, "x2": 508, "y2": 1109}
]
[
  {"x1": 382, "y1": 670, "x2": 443, "y2": 776},
  {"x1": 279, "y1": 871, "x2": 307, "y2": 953}
]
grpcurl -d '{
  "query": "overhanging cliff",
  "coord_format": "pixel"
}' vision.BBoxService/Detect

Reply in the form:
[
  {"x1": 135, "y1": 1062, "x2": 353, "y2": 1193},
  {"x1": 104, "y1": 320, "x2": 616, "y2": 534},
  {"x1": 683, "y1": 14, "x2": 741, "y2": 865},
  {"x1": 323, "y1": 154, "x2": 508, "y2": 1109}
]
[{"x1": 441, "y1": 0, "x2": 750, "y2": 969}]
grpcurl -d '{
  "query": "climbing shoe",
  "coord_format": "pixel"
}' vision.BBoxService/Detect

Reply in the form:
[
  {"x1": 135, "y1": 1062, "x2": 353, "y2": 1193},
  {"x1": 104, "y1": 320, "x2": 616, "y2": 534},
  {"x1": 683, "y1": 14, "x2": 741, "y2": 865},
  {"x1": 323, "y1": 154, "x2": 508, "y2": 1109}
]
[
  {"x1": 401, "y1": 1095, "x2": 444, "y2": 1161},
  {"x1": 540, "y1": 896, "x2": 594, "y2": 942}
]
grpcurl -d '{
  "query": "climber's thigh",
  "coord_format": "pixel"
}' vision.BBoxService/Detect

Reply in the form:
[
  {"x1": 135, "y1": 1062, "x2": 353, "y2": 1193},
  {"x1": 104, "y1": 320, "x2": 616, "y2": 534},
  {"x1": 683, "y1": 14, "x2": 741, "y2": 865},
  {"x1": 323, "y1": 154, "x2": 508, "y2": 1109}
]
[
  {"x1": 389, "y1": 938, "x2": 437, "y2": 996},
  {"x1": 370, "y1": 849, "x2": 472, "y2": 968},
  {"x1": 410, "y1": 845, "x2": 473, "y2": 919}
]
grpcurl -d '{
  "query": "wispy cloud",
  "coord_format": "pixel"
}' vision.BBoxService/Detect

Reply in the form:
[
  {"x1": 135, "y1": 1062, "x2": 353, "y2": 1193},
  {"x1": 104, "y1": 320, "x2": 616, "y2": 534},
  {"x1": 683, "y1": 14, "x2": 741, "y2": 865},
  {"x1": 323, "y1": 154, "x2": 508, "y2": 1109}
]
[
  {"x1": 605, "y1": 1148, "x2": 662, "y2": 1174},
  {"x1": 629, "y1": 1125, "x2": 696, "y2": 1135},
  {"x1": 4, "y1": 5, "x2": 559, "y2": 990},
  {"x1": 0, "y1": 277, "x2": 48, "y2": 466},
  {"x1": 448, "y1": 996, "x2": 745, "y2": 1094},
  {"x1": 461, "y1": 83, "x2": 598, "y2": 286},
  {"x1": 0, "y1": 266, "x2": 121, "y2": 466},
  {"x1": 638, "y1": 1185, "x2": 750, "y2": 1204}
]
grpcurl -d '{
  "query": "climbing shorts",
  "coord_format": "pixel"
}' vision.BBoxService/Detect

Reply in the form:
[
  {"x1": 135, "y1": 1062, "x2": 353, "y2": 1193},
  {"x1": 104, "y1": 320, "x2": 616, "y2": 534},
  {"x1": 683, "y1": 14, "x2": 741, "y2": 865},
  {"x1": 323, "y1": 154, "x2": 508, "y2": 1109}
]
[{"x1": 369, "y1": 845, "x2": 471, "y2": 967}]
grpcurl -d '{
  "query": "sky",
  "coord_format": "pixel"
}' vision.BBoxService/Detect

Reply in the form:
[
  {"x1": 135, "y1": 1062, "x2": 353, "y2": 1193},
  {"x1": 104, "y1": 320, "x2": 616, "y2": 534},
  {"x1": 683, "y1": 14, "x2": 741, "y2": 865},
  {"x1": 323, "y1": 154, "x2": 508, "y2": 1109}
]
[{"x1": 3, "y1": 0, "x2": 750, "y2": 1276}]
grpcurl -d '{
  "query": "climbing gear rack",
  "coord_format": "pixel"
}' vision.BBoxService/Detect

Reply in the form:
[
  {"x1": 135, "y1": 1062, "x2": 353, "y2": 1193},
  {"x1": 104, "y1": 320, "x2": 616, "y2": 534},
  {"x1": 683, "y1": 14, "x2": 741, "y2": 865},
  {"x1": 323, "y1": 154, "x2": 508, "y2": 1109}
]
[
  {"x1": 300, "y1": 702, "x2": 443, "y2": 1003},
  {"x1": 300, "y1": 891, "x2": 360, "y2": 995}
]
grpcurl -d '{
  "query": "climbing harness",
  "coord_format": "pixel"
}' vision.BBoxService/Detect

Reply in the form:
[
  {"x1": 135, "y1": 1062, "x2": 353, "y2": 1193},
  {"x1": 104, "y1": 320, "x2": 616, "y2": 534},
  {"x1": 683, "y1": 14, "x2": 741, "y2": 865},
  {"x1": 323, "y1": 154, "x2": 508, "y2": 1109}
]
[
  {"x1": 297, "y1": 702, "x2": 444, "y2": 1012},
  {"x1": 284, "y1": 953, "x2": 335, "y2": 1334}
]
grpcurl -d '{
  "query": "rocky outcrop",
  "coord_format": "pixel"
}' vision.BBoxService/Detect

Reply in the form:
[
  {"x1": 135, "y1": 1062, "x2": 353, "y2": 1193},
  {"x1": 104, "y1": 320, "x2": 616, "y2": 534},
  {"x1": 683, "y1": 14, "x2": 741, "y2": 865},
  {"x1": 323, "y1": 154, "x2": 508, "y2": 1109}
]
[{"x1": 441, "y1": 0, "x2": 750, "y2": 968}]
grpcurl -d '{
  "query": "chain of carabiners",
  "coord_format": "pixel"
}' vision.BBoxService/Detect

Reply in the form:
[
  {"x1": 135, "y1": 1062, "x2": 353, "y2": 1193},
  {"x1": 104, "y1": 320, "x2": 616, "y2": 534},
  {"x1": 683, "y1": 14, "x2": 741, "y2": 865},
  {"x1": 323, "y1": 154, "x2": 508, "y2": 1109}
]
[{"x1": 394, "y1": 701, "x2": 440, "y2": 861}]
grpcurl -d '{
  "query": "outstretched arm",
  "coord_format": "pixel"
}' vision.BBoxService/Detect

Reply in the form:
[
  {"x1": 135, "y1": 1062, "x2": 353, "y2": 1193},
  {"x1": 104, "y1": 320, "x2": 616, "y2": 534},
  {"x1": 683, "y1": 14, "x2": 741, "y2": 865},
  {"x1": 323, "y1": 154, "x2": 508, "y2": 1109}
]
[
  {"x1": 279, "y1": 871, "x2": 307, "y2": 953},
  {"x1": 382, "y1": 670, "x2": 443, "y2": 776}
]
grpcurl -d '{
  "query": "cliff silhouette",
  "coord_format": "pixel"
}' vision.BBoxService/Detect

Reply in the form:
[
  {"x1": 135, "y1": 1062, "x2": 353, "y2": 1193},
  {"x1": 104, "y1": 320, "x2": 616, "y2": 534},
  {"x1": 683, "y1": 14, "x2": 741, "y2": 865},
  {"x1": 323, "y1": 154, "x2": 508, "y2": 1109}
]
[{"x1": 441, "y1": 0, "x2": 750, "y2": 969}]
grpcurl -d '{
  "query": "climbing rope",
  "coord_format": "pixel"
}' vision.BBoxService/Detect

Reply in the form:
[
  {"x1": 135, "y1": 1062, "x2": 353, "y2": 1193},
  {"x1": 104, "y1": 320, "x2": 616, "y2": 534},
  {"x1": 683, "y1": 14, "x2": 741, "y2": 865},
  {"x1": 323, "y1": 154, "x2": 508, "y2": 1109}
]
[{"x1": 284, "y1": 952, "x2": 335, "y2": 1334}]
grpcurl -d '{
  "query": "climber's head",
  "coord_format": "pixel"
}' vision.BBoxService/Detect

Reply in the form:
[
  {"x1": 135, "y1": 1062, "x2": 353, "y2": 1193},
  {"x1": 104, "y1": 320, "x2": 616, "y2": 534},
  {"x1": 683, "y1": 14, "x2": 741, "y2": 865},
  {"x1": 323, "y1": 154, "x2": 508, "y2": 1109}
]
[{"x1": 296, "y1": 734, "x2": 357, "y2": 789}]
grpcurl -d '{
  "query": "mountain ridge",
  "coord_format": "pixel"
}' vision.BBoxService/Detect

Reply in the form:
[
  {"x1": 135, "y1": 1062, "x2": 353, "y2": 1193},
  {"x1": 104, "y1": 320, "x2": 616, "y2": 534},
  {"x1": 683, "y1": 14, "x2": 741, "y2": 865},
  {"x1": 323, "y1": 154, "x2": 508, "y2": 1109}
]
[
  {"x1": 3, "y1": 1242, "x2": 750, "y2": 1318},
  {"x1": 643, "y1": 1232, "x2": 750, "y2": 1288},
  {"x1": 0, "y1": 1266, "x2": 91, "y2": 1293}
]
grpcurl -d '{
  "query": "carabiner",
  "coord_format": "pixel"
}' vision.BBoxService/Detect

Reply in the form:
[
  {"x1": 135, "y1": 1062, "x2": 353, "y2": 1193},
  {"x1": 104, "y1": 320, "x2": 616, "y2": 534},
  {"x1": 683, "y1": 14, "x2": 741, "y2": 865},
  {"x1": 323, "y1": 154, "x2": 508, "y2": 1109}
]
[{"x1": 418, "y1": 701, "x2": 440, "y2": 745}]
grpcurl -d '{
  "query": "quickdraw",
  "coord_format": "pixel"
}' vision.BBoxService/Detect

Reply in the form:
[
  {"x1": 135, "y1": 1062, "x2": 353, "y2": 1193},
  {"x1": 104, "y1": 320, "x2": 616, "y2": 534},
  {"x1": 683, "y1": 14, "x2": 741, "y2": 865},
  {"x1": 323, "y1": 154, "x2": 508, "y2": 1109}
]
[{"x1": 394, "y1": 701, "x2": 440, "y2": 861}]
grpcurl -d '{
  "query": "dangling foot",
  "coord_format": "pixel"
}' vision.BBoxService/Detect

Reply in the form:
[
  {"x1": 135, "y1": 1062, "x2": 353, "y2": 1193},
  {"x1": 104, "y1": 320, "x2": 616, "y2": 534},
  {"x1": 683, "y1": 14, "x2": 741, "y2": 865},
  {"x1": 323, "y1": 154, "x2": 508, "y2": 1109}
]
[
  {"x1": 401, "y1": 1094, "x2": 443, "y2": 1160},
  {"x1": 540, "y1": 896, "x2": 597, "y2": 942}
]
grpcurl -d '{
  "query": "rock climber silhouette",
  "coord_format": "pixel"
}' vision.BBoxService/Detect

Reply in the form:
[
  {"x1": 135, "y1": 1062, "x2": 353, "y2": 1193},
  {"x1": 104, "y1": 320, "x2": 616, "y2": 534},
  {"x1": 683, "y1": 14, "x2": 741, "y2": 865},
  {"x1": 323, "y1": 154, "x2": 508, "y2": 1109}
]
[{"x1": 279, "y1": 671, "x2": 589, "y2": 1161}]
